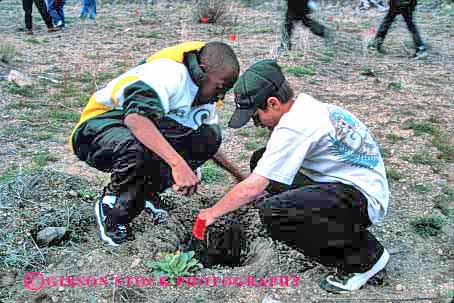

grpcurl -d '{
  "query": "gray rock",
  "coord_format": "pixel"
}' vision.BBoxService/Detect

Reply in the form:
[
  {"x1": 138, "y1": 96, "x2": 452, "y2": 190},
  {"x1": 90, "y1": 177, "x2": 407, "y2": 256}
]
[
  {"x1": 7, "y1": 70, "x2": 33, "y2": 87},
  {"x1": 0, "y1": 271, "x2": 17, "y2": 288},
  {"x1": 36, "y1": 227, "x2": 67, "y2": 246},
  {"x1": 395, "y1": 284, "x2": 405, "y2": 291}
]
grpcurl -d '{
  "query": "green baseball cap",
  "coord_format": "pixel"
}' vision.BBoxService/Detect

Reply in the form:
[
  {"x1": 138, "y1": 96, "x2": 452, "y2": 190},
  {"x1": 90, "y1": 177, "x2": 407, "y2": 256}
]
[{"x1": 228, "y1": 59, "x2": 287, "y2": 129}]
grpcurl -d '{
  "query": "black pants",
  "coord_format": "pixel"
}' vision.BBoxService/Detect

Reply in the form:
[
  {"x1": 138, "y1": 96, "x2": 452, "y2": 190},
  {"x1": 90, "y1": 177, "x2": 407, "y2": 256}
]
[
  {"x1": 251, "y1": 148, "x2": 384, "y2": 274},
  {"x1": 281, "y1": 0, "x2": 326, "y2": 50},
  {"x1": 22, "y1": 0, "x2": 53, "y2": 30},
  {"x1": 74, "y1": 117, "x2": 222, "y2": 224},
  {"x1": 375, "y1": 2, "x2": 425, "y2": 50}
]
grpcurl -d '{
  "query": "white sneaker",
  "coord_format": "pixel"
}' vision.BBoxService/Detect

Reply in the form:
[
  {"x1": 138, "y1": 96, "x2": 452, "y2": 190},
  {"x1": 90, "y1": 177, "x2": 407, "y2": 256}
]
[
  {"x1": 144, "y1": 199, "x2": 169, "y2": 224},
  {"x1": 195, "y1": 167, "x2": 202, "y2": 183},
  {"x1": 94, "y1": 193, "x2": 133, "y2": 247},
  {"x1": 319, "y1": 248, "x2": 390, "y2": 293}
]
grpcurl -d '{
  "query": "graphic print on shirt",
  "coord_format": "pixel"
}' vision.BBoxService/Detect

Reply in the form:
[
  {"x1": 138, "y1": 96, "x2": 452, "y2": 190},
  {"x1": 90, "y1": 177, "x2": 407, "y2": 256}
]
[
  {"x1": 191, "y1": 108, "x2": 212, "y2": 127},
  {"x1": 327, "y1": 106, "x2": 380, "y2": 168}
]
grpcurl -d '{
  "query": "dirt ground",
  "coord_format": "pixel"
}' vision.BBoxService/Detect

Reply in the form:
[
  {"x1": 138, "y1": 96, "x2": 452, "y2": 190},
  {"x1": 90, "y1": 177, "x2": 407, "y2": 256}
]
[{"x1": 0, "y1": 0, "x2": 453, "y2": 302}]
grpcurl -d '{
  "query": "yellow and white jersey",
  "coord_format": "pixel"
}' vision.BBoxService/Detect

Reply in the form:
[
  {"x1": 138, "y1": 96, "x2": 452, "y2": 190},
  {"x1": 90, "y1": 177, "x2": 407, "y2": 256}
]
[{"x1": 69, "y1": 41, "x2": 220, "y2": 153}]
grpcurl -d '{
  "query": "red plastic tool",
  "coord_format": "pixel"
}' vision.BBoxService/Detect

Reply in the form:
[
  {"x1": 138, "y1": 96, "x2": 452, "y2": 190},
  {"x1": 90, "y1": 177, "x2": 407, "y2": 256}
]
[{"x1": 192, "y1": 217, "x2": 207, "y2": 240}]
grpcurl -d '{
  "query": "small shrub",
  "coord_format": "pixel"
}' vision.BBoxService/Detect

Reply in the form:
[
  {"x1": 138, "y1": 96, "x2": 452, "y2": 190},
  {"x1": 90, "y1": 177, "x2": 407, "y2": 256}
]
[
  {"x1": 380, "y1": 147, "x2": 391, "y2": 158},
  {"x1": 405, "y1": 151, "x2": 436, "y2": 166},
  {"x1": 388, "y1": 80, "x2": 405, "y2": 90},
  {"x1": 434, "y1": 195, "x2": 454, "y2": 217},
  {"x1": 146, "y1": 251, "x2": 203, "y2": 281},
  {"x1": 245, "y1": 140, "x2": 259, "y2": 151},
  {"x1": 442, "y1": 185, "x2": 454, "y2": 200},
  {"x1": 386, "y1": 133, "x2": 405, "y2": 143},
  {"x1": 32, "y1": 150, "x2": 58, "y2": 168},
  {"x1": 24, "y1": 37, "x2": 41, "y2": 44},
  {"x1": 411, "y1": 215, "x2": 447, "y2": 238},
  {"x1": 286, "y1": 65, "x2": 316, "y2": 77},
  {"x1": 35, "y1": 132, "x2": 54, "y2": 141},
  {"x1": 236, "y1": 128, "x2": 251, "y2": 137},
  {"x1": 49, "y1": 110, "x2": 80, "y2": 123},
  {"x1": 409, "y1": 121, "x2": 437, "y2": 136},
  {"x1": 7, "y1": 83, "x2": 36, "y2": 98},
  {"x1": 84, "y1": 51, "x2": 98, "y2": 59},
  {"x1": 136, "y1": 32, "x2": 159, "y2": 39},
  {"x1": 201, "y1": 161, "x2": 225, "y2": 183},
  {"x1": 194, "y1": 0, "x2": 230, "y2": 23},
  {"x1": 386, "y1": 168, "x2": 402, "y2": 181},
  {"x1": 79, "y1": 188, "x2": 98, "y2": 200},
  {"x1": 0, "y1": 164, "x2": 19, "y2": 183},
  {"x1": 319, "y1": 48, "x2": 336, "y2": 63},
  {"x1": 432, "y1": 130, "x2": 454, "y2": 162},
  {"x1": 0, "y1": 43, "x2": 17, "y2": 64},
  {"x1": 255, "y1": 127, "x2": 269, "y2": 138},
  {"x1": 360, "y1": 66, "x2": 377, "y2": 77},
  {"x1": 412, "y1": 183, "x2": 432, "y2": 193},
  {"x1": 434, "y1": 185, "x2": 454, "y2": 217}
]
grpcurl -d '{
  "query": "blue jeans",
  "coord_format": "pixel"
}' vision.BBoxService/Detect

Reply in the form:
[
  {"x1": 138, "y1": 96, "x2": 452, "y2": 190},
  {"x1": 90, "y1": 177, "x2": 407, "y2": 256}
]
[
  {"x1": 80, "y1": 0, "x2": 96, "y2": 19},
  {"x1": 45, "y1": 0, "x2": 65, "y2": 27}
]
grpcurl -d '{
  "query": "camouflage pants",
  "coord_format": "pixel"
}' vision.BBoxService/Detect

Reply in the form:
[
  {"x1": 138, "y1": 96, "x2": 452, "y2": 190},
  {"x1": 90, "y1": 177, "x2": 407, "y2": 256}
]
[{"x1": 73, "y1": 117, "x2": 222, "y2": 223}]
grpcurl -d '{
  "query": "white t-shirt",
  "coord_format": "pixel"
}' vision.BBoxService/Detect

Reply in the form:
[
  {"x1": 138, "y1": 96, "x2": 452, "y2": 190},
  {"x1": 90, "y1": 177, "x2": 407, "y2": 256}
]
[
  {"x1": 93, "y1": 58, "x2": 218, "y2": 129},
  {"x1": 253, "y1": 93, "x2": 389, "y2": 224}
]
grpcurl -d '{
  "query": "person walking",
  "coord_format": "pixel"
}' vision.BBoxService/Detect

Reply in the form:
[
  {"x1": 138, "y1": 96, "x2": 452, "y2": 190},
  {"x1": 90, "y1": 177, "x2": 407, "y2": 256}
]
[
  {"x1": 22, "y1": 0, "x2": 60, "y2": 35},
  {"x1": 368, "y1": 0, "x2": 427, "y2": 58},
  {"x1": 46, "y1": 0, "x2": 65, "y2": 28},
  {"x1": 80, "y1": 0, "x2": 96, "y2": 20}
]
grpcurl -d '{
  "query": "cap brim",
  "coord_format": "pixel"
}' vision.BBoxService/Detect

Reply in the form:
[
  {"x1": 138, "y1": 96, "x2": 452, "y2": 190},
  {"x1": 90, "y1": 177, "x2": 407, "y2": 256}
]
[{"x1": 228, "y1": 106, "x2": 256, "y2": 129}]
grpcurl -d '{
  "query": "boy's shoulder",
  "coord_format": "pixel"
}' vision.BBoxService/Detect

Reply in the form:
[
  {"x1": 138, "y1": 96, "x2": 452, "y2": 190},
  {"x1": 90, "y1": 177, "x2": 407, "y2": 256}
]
[
  {"x1": 145, "y1": 41, "x2": 206, "y2": 64},
  {"x1": 140, "y1": 58, "x2": 188, "y2": 75}
]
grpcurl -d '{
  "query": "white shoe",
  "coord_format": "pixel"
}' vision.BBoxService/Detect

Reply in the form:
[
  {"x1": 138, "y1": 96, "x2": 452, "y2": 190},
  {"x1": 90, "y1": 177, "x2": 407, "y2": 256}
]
[
  {"x1": 144, "y1": 199, "x2": 169, "y2": 224},
  {"x1": 320, "y1": 248, "x2": 390, "y2": 293},
  {"x1": 195, "y1": 167, "x2": 202, "y2": 183}
]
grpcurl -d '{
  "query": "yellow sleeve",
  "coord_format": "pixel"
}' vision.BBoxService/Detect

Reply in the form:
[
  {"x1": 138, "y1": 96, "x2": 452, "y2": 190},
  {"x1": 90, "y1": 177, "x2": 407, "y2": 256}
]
[{"x1": 145, "y1": 41, "x2": 206, "y2": 63}]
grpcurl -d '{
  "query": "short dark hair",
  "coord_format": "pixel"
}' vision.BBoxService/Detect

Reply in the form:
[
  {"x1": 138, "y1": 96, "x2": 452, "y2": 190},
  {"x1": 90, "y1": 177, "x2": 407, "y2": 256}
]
[
  {"x1": 199, "y1": 41, "x2": 240, "y2": 77},
  {"x1": 257, "y1": 79, "x2": 294, "y2": 110}
]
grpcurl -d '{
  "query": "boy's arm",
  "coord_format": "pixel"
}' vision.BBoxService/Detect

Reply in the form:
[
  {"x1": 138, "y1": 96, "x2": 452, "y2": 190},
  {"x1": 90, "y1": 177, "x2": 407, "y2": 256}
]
[
  {"x1": 122, "y1": 80, "x2": 198, "y2": 196},
  {"x1": 198, "y1": 173, "x2": 269, "y2": 226},
  {"x1": 212, "y1": 151, "x2": 248, "y2": 183},
  {"x1": 124, "y1": 114, "x2": 199, "y2": 196}
]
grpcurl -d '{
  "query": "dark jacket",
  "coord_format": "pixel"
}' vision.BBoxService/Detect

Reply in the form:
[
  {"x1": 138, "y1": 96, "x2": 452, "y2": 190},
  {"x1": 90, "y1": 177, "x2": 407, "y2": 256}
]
[
  {"x1": 390, "y1": 0, "x2": 417, "y2": 8},
  {"x1": 287, "y1": 0, "x2": 311, "y2": 17}
]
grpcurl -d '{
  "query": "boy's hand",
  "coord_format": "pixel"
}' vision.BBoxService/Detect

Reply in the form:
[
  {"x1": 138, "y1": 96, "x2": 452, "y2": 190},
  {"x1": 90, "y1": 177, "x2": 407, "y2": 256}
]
[
  {"x1": 171, "y1": 160, "x2": 199, "y2": 196},
  {"x1": 197, "y1": 208, "x2": 216, "y2": 227}
]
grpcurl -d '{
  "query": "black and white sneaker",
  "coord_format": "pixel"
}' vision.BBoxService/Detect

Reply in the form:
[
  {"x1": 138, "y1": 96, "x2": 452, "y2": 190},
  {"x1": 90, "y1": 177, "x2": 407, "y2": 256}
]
[
  {"x1": 320, "y1": 248, "x2": 390, "y2": 294},
  {"x1": 144, "y1": 194, "x2": 169, "y2": 224},
  {"x1": 94, "y1": 194, "x2": 133, "y2": 247}
]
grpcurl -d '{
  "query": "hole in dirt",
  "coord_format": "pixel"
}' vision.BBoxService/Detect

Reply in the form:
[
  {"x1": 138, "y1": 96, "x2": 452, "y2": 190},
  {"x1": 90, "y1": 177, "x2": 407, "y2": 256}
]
[
  {"x1": 133, "y1": 194, "x2": 318, "y2": 276},
  {"x1": 134, "y1": 194, "x2": 264, "y2": 269},
  {"x1": 180, "y1": 222, "x2": 246, "y2": 268}
]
